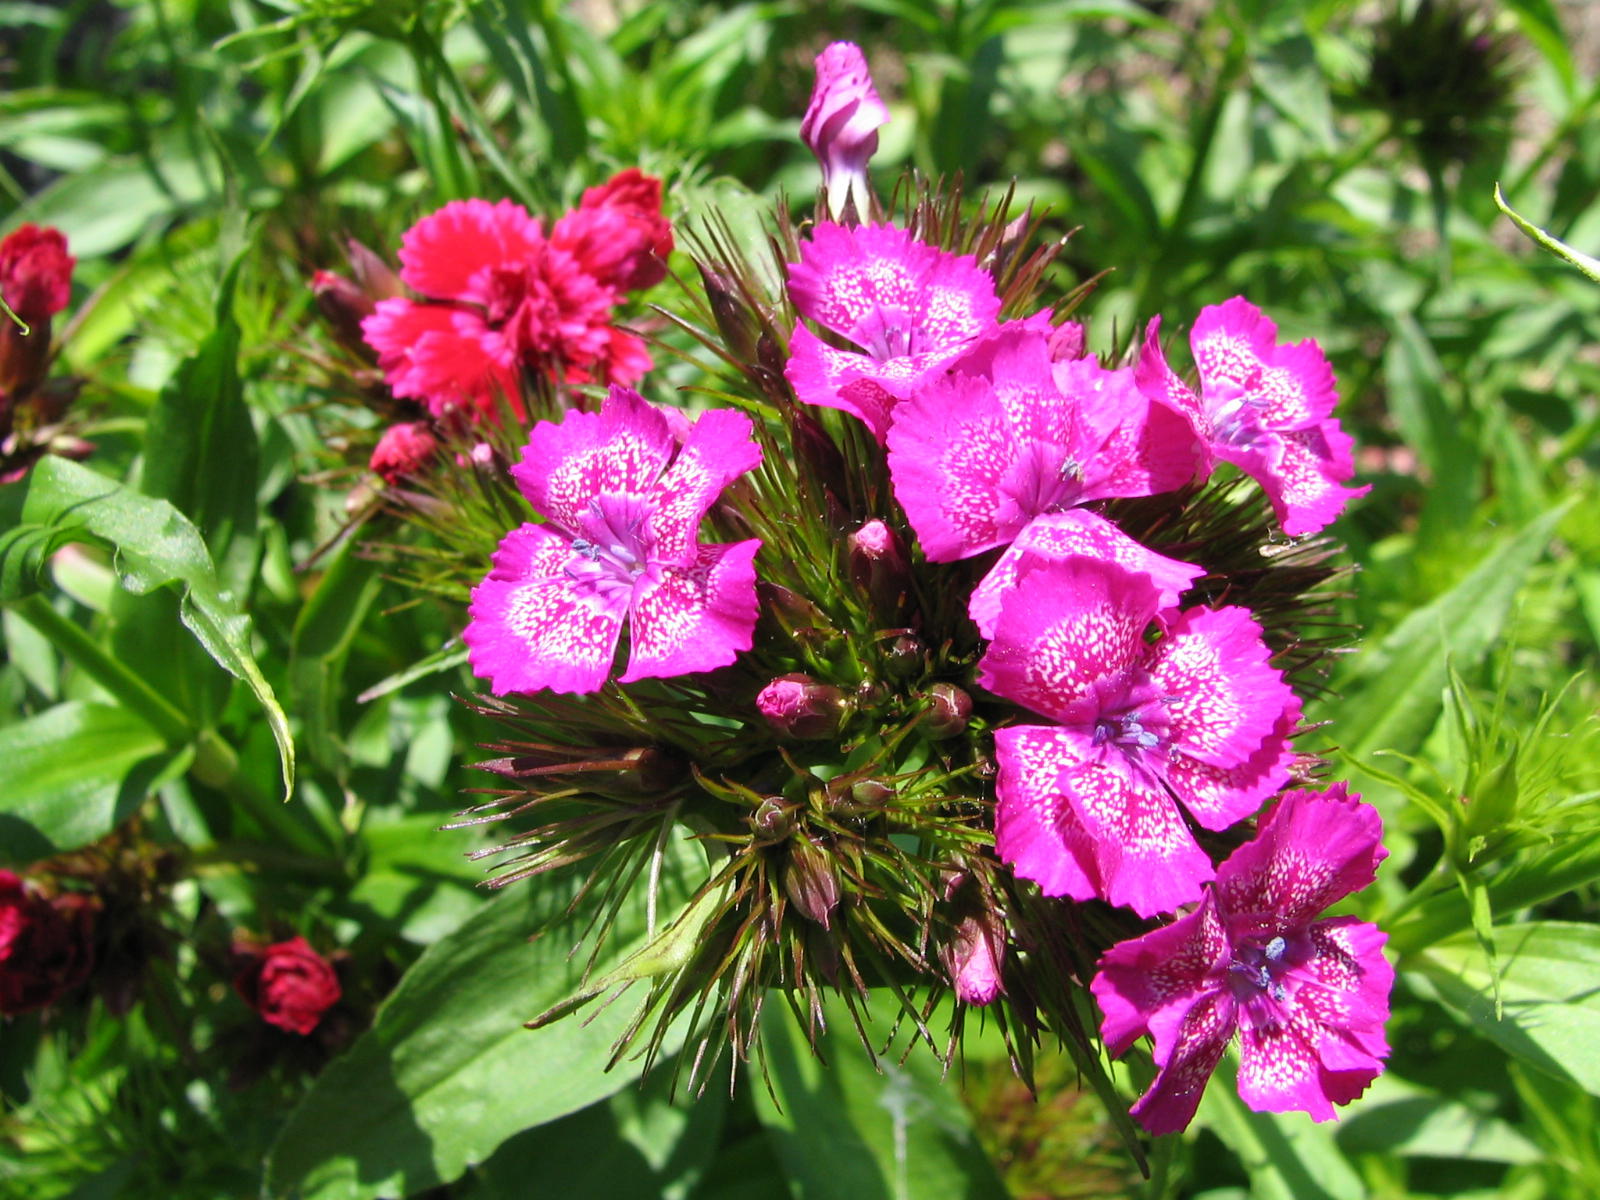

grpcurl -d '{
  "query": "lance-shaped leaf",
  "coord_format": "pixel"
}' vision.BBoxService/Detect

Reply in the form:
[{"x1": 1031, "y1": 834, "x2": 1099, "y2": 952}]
[{"x1": 0, "y1": 456, "x2": 294, "y2": 797}]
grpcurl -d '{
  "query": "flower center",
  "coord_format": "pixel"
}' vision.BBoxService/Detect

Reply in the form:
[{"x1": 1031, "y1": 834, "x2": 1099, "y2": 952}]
[
  {"x1": 1229, "y1": 934, "x2": 1290, "y2": 1003},
  {"x1": 1209, "y1": 376, "x2": 1268, "y2": 447},
  {"x1": 1090, "y1": 683, "x2": 1173, "y2": 765},
  {"x1": 562, "y1": 494, "x2": 656, "y2": 612}
]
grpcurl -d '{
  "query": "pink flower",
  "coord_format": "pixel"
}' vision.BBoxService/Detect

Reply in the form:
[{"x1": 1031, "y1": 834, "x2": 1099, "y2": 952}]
[
  {"x1": 1091, "y1": 785, "x2": 1392, "y2": 1134},
  {"x1": 1136, "y1": 298, "x2": 1368, "y2": 536},
  {"x1": 369, "y1": 421, "x2": 439, "y2": 483},
  {"x1": 979, "y1": 556, "x2": 1300, "y2": 917},
  {"x1": 360, "y1": 199, "x2": 651, "y2": 421},
  {"x1": 800, "y1": 42, "x2": 889, "y2": 221},
  {"x1": 756, "y1": 673, "x2": 848, "y2": 739},
  {"x1": 464, "y1": 385, "x2": 763, "y2": 695},
  {"x1": 551, "y1": 168, "x2": 674, "y2": 293},
  {"x1": 887, "y1": 327, "x2": 1201, "y2": 562},
  {"x1": 785, "y1": 222, "x2": 1000, "y2": 442}
]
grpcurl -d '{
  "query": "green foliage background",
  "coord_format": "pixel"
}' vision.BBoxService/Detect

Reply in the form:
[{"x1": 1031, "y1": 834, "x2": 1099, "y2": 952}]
[{"x1": 4, "y1": 0, "x2": 1600, "y2": 1196}]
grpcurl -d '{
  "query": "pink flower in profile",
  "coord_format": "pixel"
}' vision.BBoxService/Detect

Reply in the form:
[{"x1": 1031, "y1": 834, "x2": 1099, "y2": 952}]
[
  {"x1": 464, "y1": 385, "x2": 762, "y2": 695},
  {"x1": 785, "y1": 223, "x2": 1000, "y2": 442},
  {"x1": 551, "y1": 168, "x2": 674, "y2": 293},
  {"x1": 361, "y1": 198, "x2": 652, "y2": 421},
  {"x1": 979, "y1": 556, "x2": 1299, "y2": 917},
  {"x1": 887, "y1": 328, "x2": 1201, "y2": 563},
  {"x1": 1091, "y1": 785, "x2": 1392, "y2": 1134},
  {"x1": 801, "y1": 42, "x2": 889, "y2": 221},
  {"x1": 1137, "y1": 298, "x2": 1368, "y2": 536}
]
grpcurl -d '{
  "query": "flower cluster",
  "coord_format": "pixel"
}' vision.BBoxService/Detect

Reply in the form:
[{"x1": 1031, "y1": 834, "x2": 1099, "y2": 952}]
[
  {"x1": 0, "y1": 869, "x2": 95, "y2": 1014},
  {"x1": 388, "y1": 41, "x2": 1389, "y2": 1138}
]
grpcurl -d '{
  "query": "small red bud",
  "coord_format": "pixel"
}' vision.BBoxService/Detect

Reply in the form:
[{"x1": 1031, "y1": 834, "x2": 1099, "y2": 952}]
[
  {"x1": 923, "y1": 683, "x2": 972, "y2": 738},
  {"x1": 756, "y1": 673, "x2": 849, "y2": 740}
]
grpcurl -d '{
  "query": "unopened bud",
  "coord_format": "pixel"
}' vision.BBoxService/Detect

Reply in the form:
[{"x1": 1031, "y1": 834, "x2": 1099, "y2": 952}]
[
  {"x1": 848, "y1": 779, "x2": 894, "y2": 810},
  {"x1": 751, "y1": 796, "x2": 796, "y2": 842},
  {"x1": 848, "y1": 519, "x2": 911, "y2": 617},
  {"x1": 756, "y1": 673, "x2": 848, "y2": 740},
  {"x1": 882, "y1": 634, "x2": 926, "y2": 683},
  {"x1": 923, "y1": 683, "x2": 972, "y2": 738},
  {"x1": 699, "y1": 263, "x2": 760, "y2": 364},
  {"x1": 940, "y1": 909, "x2": 1007, "y2": 1006},
  {"x1": 345, "y1": 238, "x2": 404, "y2": 300},
  {"x1": 784, "y1": 834, "x2": 840, "y2": 929},
  {"x1": 369, "y1": 421, "x2": 439, "y2": 484},
  {"x1": 312, "y1": 270, "x2": 379, "y2": 362},
  {"x1": 801, "y1": 42, "x2": 889, "y2": 223},
  {"x1": 1047, "y1": 320, "x2": 1087, "y2": 362}
]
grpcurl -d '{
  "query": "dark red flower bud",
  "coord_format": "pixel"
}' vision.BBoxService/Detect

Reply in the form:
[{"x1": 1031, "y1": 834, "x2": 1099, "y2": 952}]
[
  {"x1": 756, "y1": 673, "x2": 849, "y2": 740},
  {"x1": 751, "y1": 796, "x2": 797, "y2": 842},
  {"x1": 882, "y1": 633, "x2": 926, "y2": 683},
  {"x1": 369, "y1": 420, "x2": 439, "y2": 483},
  {"x1": 233, "y1": 936, "x2": 341, "y2": 1035},
  {"x1": 550, "y1": 169, "x2": 673, "y2": 293},
  {"x1": 784, "y1": 835, "x2": 840, "y2": 929},
  {"x1": 923, "y1": 682, "x2": 972, "y2": 738},
  {"x1": 0, "y1": 871, "x2": 95, "y2": 1014}
]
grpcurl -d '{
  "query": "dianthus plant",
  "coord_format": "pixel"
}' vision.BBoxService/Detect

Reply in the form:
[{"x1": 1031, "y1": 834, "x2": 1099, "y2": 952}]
[{"x1": 377, "y1": 40, "x2": 1388, "y2": 1144}]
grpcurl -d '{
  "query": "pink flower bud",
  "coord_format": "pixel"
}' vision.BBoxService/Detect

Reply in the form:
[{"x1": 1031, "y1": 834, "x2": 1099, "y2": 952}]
[
  {"x1": 848, "y1": 519, "x2": 910, "y2": 616},
  {"x1": 0, "y1": 225, "x2": 72, "y2": 412},
  {"x1": 756, "y1": 673, "x2": 848, "y2": 740},
  {"x1": 311, "y1": 270, "x2": 379, "y2": 362},
  {"x1": 369, "y1": 421, "x2": 439, "y2": 483},
  {"x1": 942, "y1": 909, "x2": 1006, "y2": 1006},
  {"x1": 345, "y1": 238, "x2": 404, "y2": 300},
  {"x1": 784, "y1": 834, "x2": 840, "y2": 929},
  {"x1": 801, "y1": 42, "x2": 889, "y2": 222}
]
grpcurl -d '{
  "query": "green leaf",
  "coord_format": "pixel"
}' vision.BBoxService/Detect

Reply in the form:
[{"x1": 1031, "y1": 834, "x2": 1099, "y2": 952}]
[
  {"x1": 1196, "y1": 1069, "x2": 1365, "y2": 1200},
  {"x1": 0, "y1": 701, "x2": 190, "y2": 864},
  {"x1": 1334, "y1": 1075, "x2": 1541, "y2": 1164},
  {"x1": 1495, "y1": 183, "x2": 1600, "y2": 283},
  {"x1": 0, "y1": 457, "x2": 294, "y2": 798},
  {"x1": 1331, "y1": 503, "x2": 1568, "y2": 767},
  {"x1": 1409, "y1": 922, "x2": 1600, "y2": 1097},
  {"x1": 265, "y1": 837, "x2": 708, "y2": 1200},
  {"x1": 290, "y1": 540, "x2": 382, "y2": 773},
  {"x1": 755, "y1": 995, "x2": 1008, "y2": 1200}
]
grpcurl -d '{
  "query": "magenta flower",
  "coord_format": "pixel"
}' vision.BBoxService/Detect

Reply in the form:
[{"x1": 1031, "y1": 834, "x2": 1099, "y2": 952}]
[
  {"x1": 979, "y1": 556, "x2": 1299, "y2": 917},
  {"x1": 1091, "y1": 785, "x2": 1392, "y2": 1134},
  {"x1": 464, "y1": 386, "x2": 762, "y2": 694},
  {"x1": 887, "y1": 327, "x2": 1201, "y2": 562},
  {"x1": 1136, "y1": 297, "x2": 1368, "y2": 536},
  {"x1": 801, "y1": 42, "x2": 890, "y2": 221},
  {"x1": 785, "y1": 223, "x2": 1001, "y2": 442}
]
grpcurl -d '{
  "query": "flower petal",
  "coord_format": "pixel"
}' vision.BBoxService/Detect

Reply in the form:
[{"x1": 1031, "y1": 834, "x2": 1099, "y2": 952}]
[
  {"x1": 398, "y1": 198, "x2": 545, "y2": 301},
  {"x1": 992, "y1": 725, "x2": 1100, "y2": 900},
  {"x1": 464, "y1": 523, "x2": 625, "y2": 695},
  {"x1": 512, "y1": 385, "x2": 675, "y2": 529},
  {"x1": 647, "y1": 408, "x2": 763, "y2": 566},
  {"x1": 621, "y1": 539, "x2": 761, "y2": 681},
  {"x1": 1092, "y1": 892, "x2": 1230, "y2": 1055},
  {"x1": 1131, "y1": 987, "x2": 1236, "y2": 1135},
  {"x1": 1191, "y1": 297, "x2": 1337, "y2": 430}
]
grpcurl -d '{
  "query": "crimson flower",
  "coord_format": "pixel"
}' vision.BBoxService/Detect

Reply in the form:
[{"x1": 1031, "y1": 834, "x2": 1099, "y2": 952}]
[
  {"x1": 233, "y1": 936, "x2": 342, "y2": 1036},
  {"x1": 0, "y1": 871, "x2": 95, "y2": 1015}
]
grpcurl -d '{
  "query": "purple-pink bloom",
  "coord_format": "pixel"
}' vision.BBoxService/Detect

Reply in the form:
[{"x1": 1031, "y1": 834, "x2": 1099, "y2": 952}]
[
  {"x1": 801, "y1": 42, "x2": 889, "y2": 222},
  {"x1": 887, "y1": 327, "x2": 1201, "y2": 562},
  {"x1": 464, "y1": 385, "x2": 762, "y2": 695},
  {"x1": 1091, "y1": 785, "x2": 1392, "y2": 1134},
  {"x1": 785, "y1": 223, "x2": 1001, "y2": 443},
  {"x1": 1136, "y1": 297, "x2": 1368, "y2": 536},
  {"x1": 979, "y1": 556, "x2": 1300, "y2": 917}
]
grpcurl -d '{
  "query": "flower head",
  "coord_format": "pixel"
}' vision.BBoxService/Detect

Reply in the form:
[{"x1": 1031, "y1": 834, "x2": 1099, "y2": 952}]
[
  {"x1": 888, "y1": 327, "x2": 1200, "y2": 561},
  {"x1": 361, "y1": 198, "x2": 653, "y2": 420},
  {"x1": 233, "y1": 936, "x2": 342, "y2": 1036},
  {"x1": 785, "y1": 222, "x2": 1000, "y2": 442},
  {"x1": 1, "y1": 225, "x2": 74, "y2": 409},
  {"x1": 1091, "y1": 785, "x2": 1392, "y2": 1133},
  {"x1": 1136, "y1": 298, "x2": 1367, "y2": 536},
  {"x1": 369, "y1": 420, "x2": 439, "y2": 483},
  {"x1": 801, "y1": 42, "x2": 890, "y2": 221},
  {"x1": 980, "y1": 556, "x2": 1300, "y2": 916},
  {"x1": 464, "y1": 385, "x2": 763, "y2": 695}
]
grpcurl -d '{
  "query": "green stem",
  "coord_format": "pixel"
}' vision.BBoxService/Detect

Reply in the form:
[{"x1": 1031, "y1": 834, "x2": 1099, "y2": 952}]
[{"x1": 12, "y1": 593, "x2": 191, "y2": 744}]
